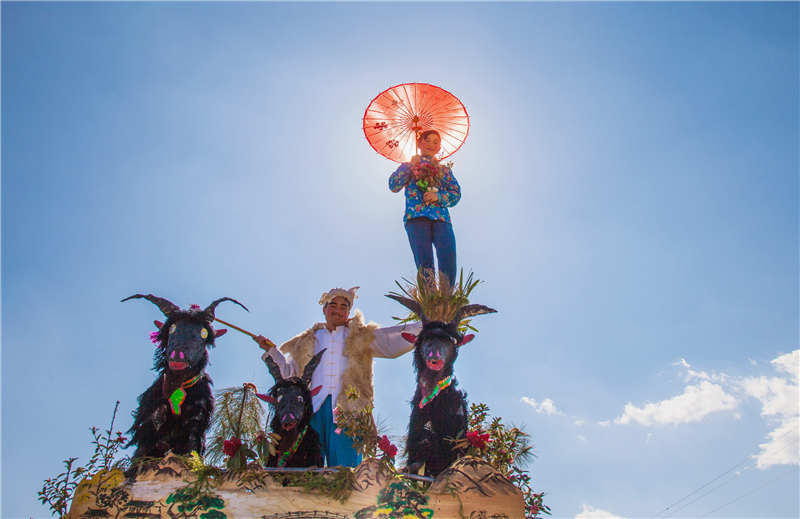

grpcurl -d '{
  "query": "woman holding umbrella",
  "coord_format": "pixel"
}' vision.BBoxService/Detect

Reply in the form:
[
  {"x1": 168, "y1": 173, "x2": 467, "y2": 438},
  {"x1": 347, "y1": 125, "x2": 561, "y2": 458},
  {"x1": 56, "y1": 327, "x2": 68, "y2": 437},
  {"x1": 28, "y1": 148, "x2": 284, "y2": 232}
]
[
  {"x1": 388, "y1": 129, "x2": 461, "y2": 286},
  {"x1": 363, "y1": 82, "x2": 469, "y2": 285}
]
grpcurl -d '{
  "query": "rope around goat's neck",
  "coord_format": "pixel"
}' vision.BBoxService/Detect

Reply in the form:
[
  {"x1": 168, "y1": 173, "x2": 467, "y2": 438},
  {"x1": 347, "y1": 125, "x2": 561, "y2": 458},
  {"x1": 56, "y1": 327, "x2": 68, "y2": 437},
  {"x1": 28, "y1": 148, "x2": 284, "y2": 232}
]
[
  {"x1": 165, "y1": 373, "x2": 204, "y2": 415},
  {"x1": 418, "y1": 375, "x2": 454, "y2": 409},
  {"x1": 277, "y1": 425, "x2": 309, "y2": 467}
]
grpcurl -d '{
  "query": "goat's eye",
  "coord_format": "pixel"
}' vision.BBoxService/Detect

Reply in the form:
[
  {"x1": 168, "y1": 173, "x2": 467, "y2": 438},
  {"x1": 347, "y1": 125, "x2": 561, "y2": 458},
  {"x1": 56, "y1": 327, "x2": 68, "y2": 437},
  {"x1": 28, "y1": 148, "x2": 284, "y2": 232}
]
[
  {"x1": 200, "y1": 328, "x2": 208, "y2": 339},
  {"x1": 297, "y1": 396, "x2": 303, "y2": 402},
  {"x1": 169, "y1": 324, "x2": 176, "y2": 334},
  {"x1": 277, "y1": 395, "x2": 283, "y2": 402}
]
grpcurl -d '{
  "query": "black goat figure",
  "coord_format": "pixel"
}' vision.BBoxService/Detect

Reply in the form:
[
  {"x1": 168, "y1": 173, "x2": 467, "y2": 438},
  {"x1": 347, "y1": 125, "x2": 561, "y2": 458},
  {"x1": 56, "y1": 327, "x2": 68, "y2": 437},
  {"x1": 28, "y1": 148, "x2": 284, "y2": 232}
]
[
  {"x1": 123, "y1": 294, "x2": 247, "y2": 460},
  {"x1": 387, "y1": 293, "x2": 496, "y2": 477},
  {"x1": 258, "y1": 349, "x2": 326, "y2": 468}
]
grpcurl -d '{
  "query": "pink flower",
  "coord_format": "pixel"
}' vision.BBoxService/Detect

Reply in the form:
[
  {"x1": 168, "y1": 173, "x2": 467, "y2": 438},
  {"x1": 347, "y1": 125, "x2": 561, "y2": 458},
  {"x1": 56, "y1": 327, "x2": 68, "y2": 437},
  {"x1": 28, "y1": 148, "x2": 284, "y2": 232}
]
[
  {"x1": 149, "y1": 331, "x2": 161, "y2": 345},
  {"x1": 223, "y1": 437, "x2": 242, "y2": 456},
  {"x1": 334, "y1": 428, "x2": 342, "y2": 435}
]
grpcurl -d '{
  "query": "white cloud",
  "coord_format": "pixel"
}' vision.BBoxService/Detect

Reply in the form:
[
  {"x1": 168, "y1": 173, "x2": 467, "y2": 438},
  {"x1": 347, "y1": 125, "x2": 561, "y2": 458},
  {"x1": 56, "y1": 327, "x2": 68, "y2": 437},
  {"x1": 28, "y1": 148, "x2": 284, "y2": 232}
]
[
  {"x1": 753, "y1": 417, "x2": 799, "y2": 469},
  {"x1": 574, "y1": 419, "x2": 586, "y2": 426},
  {"x1": 577, "y1": 434, "x2": 587, "y2": 443},
  {"x1": 674, "y1": 358, "x2": 709, "y2": 381},
  {"x1": 741, "y1": 376, "x2": 796, "y2": 418},
  {"x1": 674, "y1": 357, "x2": 728, "y2": 384},
  {"x1": 772, "y1": 350, "x2": 799, "y2": 381},
  {"x1": 606, "y1": 350, "x2": 798, "y2": 468},
  {"x1": 521, "y1": 396, "x2": 564, "y2": 416},
  {"x1": 740, "y1": 350, "x2": 799, "y2": 469},
  {"x1": 597, "y1": 420, "x2": 610, "y2": 427},
  {"x1": 614, "y1": 381, "x2": 738, "y2": 426},
  {"x1": 575, "y1": 504, "x2": 625, "y2": 519}
]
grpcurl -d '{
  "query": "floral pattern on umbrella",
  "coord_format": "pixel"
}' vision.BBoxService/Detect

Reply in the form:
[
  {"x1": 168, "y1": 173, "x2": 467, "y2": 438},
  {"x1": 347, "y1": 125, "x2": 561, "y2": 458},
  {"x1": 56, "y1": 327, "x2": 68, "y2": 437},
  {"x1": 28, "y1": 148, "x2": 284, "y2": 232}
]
[{"x1": 363, "y1": 83, "x2": 469, "y2": 163}]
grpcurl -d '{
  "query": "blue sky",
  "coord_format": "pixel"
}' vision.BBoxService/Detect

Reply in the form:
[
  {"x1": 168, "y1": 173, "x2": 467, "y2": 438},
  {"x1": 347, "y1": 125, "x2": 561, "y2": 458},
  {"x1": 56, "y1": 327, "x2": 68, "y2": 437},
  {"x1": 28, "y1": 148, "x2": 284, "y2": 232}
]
[{"x1": 2, "y1": 2, "x2": 798, "y2": 518}]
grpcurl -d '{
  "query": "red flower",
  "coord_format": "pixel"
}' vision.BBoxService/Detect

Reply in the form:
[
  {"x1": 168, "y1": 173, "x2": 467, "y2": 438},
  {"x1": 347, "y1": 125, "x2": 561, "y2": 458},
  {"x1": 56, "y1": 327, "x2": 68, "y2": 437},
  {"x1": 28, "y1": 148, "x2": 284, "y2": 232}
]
[
  {"x1": 223, "y1": 437, "x2": 242, "y2": 456},
  {"x1": 378, "y1": 435, "x2": 398, "y2": 458},
  {"x1": 466, "y1": 430, "x2": 491, "y2": 449}
]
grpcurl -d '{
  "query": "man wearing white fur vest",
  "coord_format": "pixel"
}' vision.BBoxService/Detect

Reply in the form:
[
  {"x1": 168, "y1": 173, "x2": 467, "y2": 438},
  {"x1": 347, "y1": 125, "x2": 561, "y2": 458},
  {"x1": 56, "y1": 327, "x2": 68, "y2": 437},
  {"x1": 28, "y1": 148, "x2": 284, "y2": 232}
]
[{"x1": 255, "y1": 286, "x2": 421, "y2": 467}]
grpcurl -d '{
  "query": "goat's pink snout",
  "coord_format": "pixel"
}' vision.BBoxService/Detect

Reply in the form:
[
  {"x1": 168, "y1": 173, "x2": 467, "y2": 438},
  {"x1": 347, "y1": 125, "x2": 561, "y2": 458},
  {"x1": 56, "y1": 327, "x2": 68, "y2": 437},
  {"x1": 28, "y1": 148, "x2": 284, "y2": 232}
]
[
  {"x1": 168, "y1": 351, "x2": 189, "y2": 371},
  {"x1": 281, "y1": 413, "x2": 299, "y2": 431}
]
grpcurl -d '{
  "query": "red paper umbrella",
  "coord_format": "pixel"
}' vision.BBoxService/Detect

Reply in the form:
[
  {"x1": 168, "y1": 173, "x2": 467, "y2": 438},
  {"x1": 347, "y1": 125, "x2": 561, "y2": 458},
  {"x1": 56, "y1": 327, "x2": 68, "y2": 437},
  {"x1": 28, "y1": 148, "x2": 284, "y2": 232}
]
[{"x1": 363, "y1": 83, "x2": 469, "y2": 163}]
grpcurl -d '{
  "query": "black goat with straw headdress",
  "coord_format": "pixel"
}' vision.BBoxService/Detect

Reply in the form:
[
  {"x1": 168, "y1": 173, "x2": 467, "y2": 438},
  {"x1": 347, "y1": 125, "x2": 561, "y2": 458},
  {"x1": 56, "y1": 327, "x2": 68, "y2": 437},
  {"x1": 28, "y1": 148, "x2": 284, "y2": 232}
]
[
  {"x1": 387, "y1": 270, "x2": 496, "y2": 477},
  {"x1": 122, "y1": 294, "x2": 248, "y2": 461}
]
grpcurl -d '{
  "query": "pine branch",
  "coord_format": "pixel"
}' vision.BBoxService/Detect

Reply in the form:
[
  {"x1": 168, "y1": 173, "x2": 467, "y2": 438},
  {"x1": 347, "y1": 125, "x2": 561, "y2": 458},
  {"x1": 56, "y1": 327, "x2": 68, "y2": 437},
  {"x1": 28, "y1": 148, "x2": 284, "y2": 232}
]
[{"x1": 207, "y1": 384, "x2": 267, "y2": 466}]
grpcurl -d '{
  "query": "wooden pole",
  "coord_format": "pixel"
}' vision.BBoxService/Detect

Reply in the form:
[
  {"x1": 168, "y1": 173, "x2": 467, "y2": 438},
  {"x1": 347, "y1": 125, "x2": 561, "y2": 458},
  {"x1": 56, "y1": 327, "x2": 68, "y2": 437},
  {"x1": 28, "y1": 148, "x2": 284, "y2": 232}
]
[
  {"x1": 214, "y1": 317, "x2": 277, "y2": 350},
  {"x1": 214, "y1": 317, "x2": 256, "y2": 337}
]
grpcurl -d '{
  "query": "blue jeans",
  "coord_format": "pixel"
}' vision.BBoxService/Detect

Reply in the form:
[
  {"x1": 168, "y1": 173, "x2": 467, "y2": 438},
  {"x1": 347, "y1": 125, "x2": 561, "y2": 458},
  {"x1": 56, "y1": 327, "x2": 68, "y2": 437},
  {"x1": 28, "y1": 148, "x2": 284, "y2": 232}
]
[
  {"x1": 309, "y1": 395, "x2": 361, "y2": 468},
  {"x1": 404, "y1": 217, "x2": 457, "y2": 285}
]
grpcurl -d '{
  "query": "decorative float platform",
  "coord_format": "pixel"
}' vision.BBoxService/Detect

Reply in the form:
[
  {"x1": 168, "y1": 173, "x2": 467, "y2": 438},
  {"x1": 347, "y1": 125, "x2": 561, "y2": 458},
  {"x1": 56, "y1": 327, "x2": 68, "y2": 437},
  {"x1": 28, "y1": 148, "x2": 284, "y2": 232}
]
[{"x1": 66, "y1": 455, "x2": 525, "y2": 519}]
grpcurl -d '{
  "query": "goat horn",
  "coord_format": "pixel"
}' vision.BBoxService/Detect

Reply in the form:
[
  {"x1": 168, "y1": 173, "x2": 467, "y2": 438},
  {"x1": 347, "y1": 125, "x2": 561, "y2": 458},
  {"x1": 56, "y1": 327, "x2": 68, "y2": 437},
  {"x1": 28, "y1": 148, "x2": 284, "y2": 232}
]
[
  {"x1": 302, "y1": 348, "x2": 327, "y2": 386},
  {"x1": 264, "y1": 355, "x2": 284, "y2": 383},
  {"x1": 121, "y1": 294, "x2": 180, "y2": 317},
  {"x1": 385, "y1": 294, "x2": 427, "y2": 323},
  {"x1": 204, "y1": 297, "x2": 249, "y2": 319},
  {"x1": 451, "y1": 304, "x2": 497, "y2": 328}
]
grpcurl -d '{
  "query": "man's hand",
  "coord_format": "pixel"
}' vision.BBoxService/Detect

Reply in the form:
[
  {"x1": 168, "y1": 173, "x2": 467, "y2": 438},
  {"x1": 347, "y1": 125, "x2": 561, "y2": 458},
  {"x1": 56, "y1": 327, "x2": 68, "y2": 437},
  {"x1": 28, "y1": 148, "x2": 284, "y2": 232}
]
[
  {"x1": 423, "y1": 191, "x2": 438, "y2": 204},
  {"x1": 410, "y1": 155, "x2": 421, "y2": 166},
  {"x1": 253, "y1": 335, "x2": 276, "y2": 351}
]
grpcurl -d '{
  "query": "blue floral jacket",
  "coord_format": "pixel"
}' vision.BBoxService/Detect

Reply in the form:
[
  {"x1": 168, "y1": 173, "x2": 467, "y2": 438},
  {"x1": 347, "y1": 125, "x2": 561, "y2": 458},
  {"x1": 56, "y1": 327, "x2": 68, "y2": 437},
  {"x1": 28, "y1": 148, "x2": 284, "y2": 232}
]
[{"x1": 388, "y1": 158, "x2": 461, "y2": 223}]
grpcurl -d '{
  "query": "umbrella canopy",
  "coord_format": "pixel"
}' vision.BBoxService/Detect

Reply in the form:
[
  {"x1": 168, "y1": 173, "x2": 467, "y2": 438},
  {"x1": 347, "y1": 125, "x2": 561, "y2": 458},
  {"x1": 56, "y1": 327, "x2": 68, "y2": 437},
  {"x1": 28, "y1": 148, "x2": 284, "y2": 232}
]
[{"x1": 363, "y1": 83, "x2": 469, "y2": 163}]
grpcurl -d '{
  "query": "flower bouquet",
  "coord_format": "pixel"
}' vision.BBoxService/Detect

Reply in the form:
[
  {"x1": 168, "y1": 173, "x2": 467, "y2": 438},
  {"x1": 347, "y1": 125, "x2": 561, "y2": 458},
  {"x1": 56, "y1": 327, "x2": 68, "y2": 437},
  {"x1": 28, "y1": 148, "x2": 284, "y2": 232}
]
[{"x1": 411, "y1": 161, "x2": 443, "y2": 193}]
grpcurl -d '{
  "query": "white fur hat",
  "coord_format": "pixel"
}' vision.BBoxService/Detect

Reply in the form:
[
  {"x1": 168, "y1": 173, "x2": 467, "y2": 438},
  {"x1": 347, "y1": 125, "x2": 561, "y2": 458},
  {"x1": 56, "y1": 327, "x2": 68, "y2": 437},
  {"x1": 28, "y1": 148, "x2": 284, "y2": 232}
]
[{"x1": 318, "y1": 286, "x2": 359, "y2": 307}]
